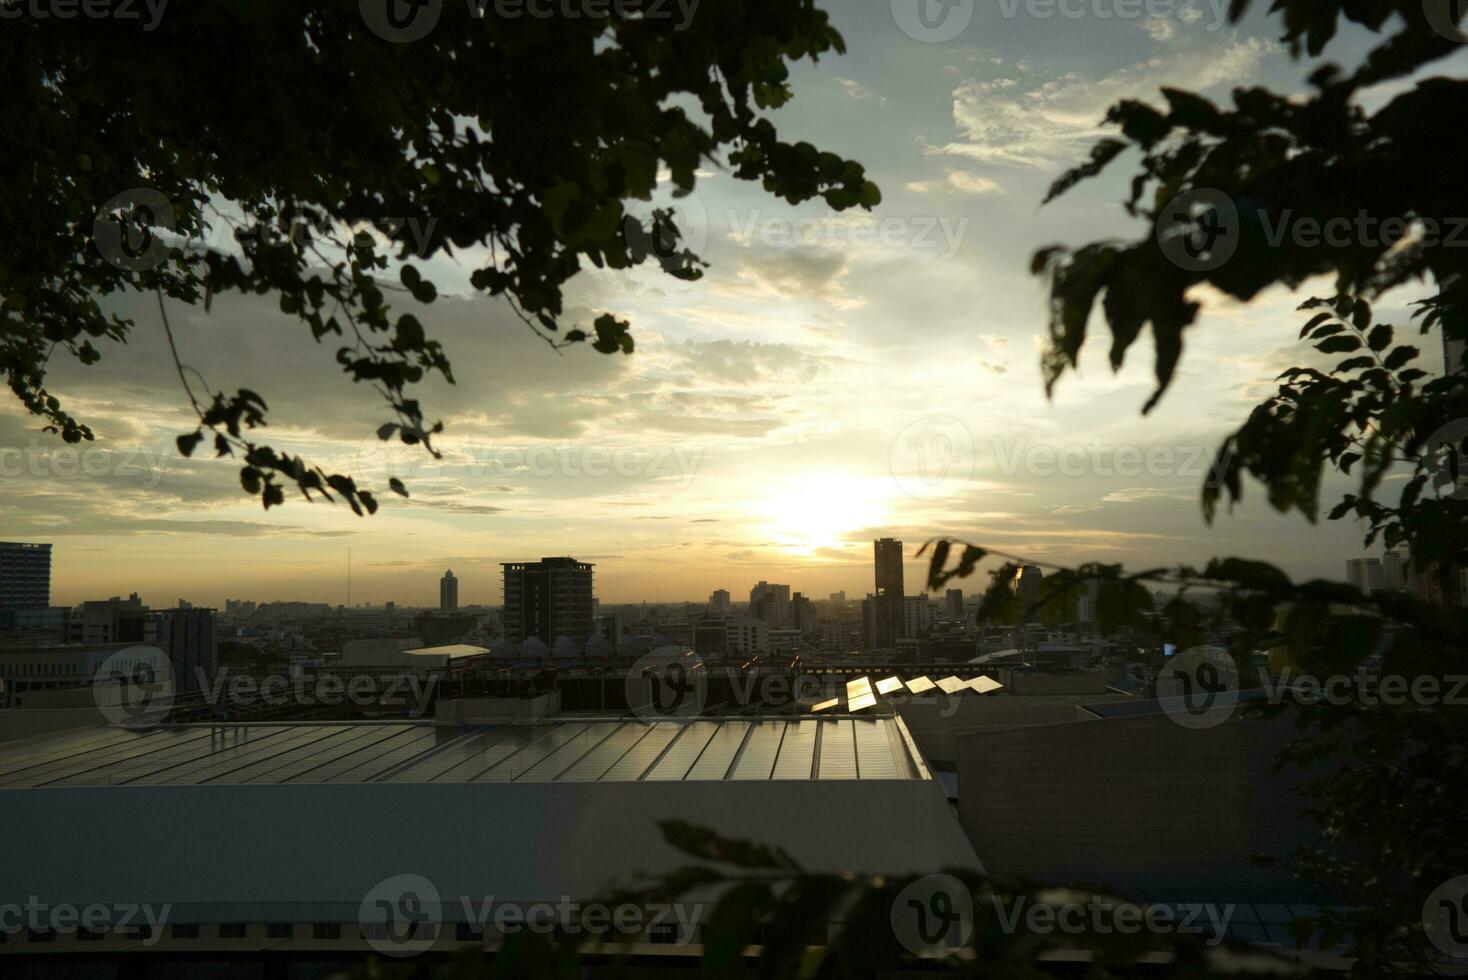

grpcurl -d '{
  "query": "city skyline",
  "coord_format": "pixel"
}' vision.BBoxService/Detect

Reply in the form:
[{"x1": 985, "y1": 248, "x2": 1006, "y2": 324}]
[{"x1": 20, "y1": 537, "x2": 948, "y2": 610}]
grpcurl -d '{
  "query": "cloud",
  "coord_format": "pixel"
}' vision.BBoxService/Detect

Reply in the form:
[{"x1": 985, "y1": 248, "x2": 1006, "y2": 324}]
[
  {"x1": 716, "y1": 249, "x2": 853, "y2": 303},
  {"x1": 937, "y1": 39, "x2": 1278, "y2": 168},
  {"x1": 1102, "y1": 487, "x2": 1190, "y2": 503},
  {"x1": 947, "y1": 171, "x2": 1004, "y2": 195},
  {"x1": 1140, "y1": 18, "x2": 1177, "y2": 42}
]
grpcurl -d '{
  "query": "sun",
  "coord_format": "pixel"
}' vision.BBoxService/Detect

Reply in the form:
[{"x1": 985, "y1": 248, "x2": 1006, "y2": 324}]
[{"x1": 757, "y1": 476, "x2": 893, "y2": 556}]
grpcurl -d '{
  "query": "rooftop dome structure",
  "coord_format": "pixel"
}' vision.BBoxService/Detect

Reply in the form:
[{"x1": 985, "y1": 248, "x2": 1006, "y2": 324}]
[
  {"x1": 490, "y1": 638, "x2": 519, "y2": 660},
  {"x1": 552, "y1": 636, "x2": 581, "y2": 659},
  {"x1": 523, "y1": 636, "x2": 550, "y2": 660},
  {"x1": 584, "y1": 635, "x2": 614, "y2": 658},
  {"x1": 616, "y1": 635, "x2": 645, "y2": 657}
]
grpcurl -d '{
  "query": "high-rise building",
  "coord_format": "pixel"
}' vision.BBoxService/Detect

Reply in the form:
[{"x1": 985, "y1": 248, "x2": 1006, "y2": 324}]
[
  {"x1": 709, "y1": 589, "x2": 732, "y2": 617},
  {"x1": 1077, "y1": 579, "x2": 1102, "y2": 624},
  {"x1": 903, "y1": 595, "x2": 933, "y2": 639},
  {"x1": 944, "y1": 588, "x2": 964, "y2": 621},
  {"x1": 872, "y1": 538, "x2": 904, "y2": 649},
  {"x1": 725, "y1": 617, "x2": 769, "y2": 655},
  {"x1": 1017, "y1": 565, "x2": 1044, "y2": 622},
  {"x1": 748, "y1": 581, "x2": 791, "y2": 627},
  {"x1": 155, "y1": 607, "x2": 217, "y2": 695},
  {"x1": 1381, "y1": 546, "x2": 1414, "y2": 592},
  {"x1": 502, "y1": 557, "x2": 595, "y2": 645},
  {"x1": 0, "y1": 542, "x2": 51, "y2": 611},
  {"x1": 791, "y1": 592, "x2": 817, "y2": 633},
  {"x1": 82, "y1": 594, "x2": 153, "y2": 645},
  {"x1": 1346, "y1": 558, "x2": 1384, "y2": 594},
  {"x1": 861, "y1": 594, "x2": 876, "y2": 650},
  {"x1": 828, "y1": 590, "x2": 846, "y2": 613},
  {"x1": 440, "y1": 569, "x2": 459, "y2": 611}
]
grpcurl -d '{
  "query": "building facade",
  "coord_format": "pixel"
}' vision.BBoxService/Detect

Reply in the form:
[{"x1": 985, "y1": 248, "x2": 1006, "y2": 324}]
[
  {"x1": 724, "y1": 617, "x2": 769, "y2": 655},
  {"x1": 155, "y1": 607, "x2": 217, "y2": 695},
  {"x1": 903, "y1": 595, "x2": 933, "y2": 639},
  {"x1": 872, "y1": 538, "x2": 904, "y2": 649},
  {"x1": 748, "y1": 581, "x2": 790, "y2": 628},
  {"x1": 502, "y1": 558, "x2": 595, "y2": 645},
  {"x1": 1346, "y1": 557, "x2": 1384, "y2": 594},
  {"x1": 0, "y1": 541, "x2": 51, "y2": 610},
  {"x1": 1017, "y1": 564, "x2": 1044, "y2": 622},
  {"x1": 440, "y1": 569, "x2": 459, "y2": 611}
]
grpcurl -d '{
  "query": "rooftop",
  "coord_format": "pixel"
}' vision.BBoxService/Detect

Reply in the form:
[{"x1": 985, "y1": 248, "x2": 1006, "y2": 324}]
[{"x1": 0, "y1": 716, "x2": 925, "y2": 788}]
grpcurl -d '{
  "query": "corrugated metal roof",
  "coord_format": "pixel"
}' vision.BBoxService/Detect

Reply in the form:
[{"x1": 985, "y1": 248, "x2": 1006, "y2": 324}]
[{"x1": 0, "y1": 717, "x2": 925, "y2": 787}]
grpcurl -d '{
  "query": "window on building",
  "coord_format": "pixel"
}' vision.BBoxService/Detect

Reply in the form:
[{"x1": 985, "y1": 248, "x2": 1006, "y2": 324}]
[
  {"x1": 312, "y1": 923, "x2": 342, "y2": 940},
  {"x1": 266, "y1": 923, "x2": 293, "y2": 939},
  {"x1": 171, "y1": 923, "x2": 200, "y2": 939},
  {"x1": 217, "y1": 923, "x2": 247, "y2": 939}
]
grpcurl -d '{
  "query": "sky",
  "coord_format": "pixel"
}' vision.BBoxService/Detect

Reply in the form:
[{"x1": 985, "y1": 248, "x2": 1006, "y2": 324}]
[{"x1": 7, "y1": 1, "x2": 1465, "y2": 608}]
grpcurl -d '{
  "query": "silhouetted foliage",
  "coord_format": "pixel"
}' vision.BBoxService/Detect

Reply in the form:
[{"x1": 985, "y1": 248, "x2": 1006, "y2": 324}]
[
  {"x1": 928, "y1": 1, "x2": 1468, "y2": 973},
  {"x1": 1, "y1": 2, "x2": 878, "y2": 511}
]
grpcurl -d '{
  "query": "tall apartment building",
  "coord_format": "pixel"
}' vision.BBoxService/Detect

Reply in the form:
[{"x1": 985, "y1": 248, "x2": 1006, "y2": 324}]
[
  {"x1": 791, "y1": 592, "x2": 817, "y2": 633},
  {"x1": 748, "y1": 581, "x2": 791, "y2": 628},
  {"x1": 1017, "y1": 564, "x2": 1045, "y2": 622},
  {"x1": 440, "y1": 569, "x2": 459, "y2": 611},
  {"x1": 0, "y1": 542, "x2": 51, "y2": 610},
  {"x1": 1346, "y1": 558, "x2": 1384, "y2": 594},
  {"x1": 903, "y1": 595, "x2": 934, "y2": 639},
  {"x1": 155, "y1": 607, "x2": 217, "y2": 695},
  {"x1": 708, "y1": 589, "x2": 731, "y2": 617},
  {"x1": 502, "y1": 558, "x2": 595, "y2": 645},
  {"x1": 1381, "y1": 546, "x2": 1415, "y2": 592},
  {"x1": 945, "y1": 588, "x2": 964, "y2": 621},
  {"x1": 872, "y1": 538, "x2": 904, "y2": 649},
  {"x1": 725, "y1": 617, "x2": 769, "y2": 655}
]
